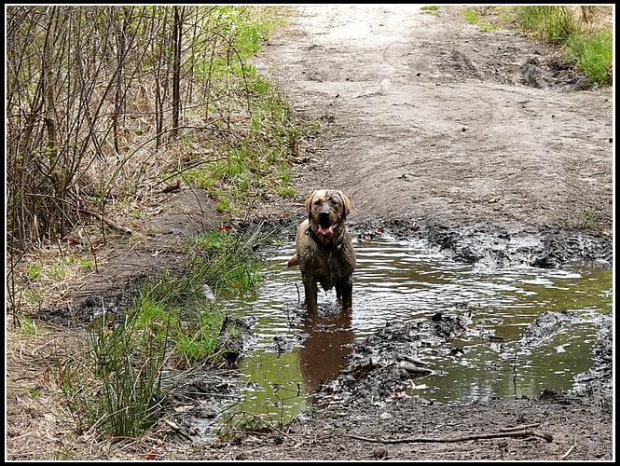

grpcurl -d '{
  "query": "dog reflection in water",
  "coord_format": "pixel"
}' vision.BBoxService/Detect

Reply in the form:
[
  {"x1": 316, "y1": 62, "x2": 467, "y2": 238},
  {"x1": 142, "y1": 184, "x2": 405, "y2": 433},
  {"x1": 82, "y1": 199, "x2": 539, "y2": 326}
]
[{"x1": 298, "y1": 308, "x2": 353, "y2": 397}]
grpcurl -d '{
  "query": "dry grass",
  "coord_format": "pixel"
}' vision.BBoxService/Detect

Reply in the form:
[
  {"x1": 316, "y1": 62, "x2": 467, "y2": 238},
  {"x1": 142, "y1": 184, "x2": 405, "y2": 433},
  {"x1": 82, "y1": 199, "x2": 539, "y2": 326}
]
[{"x1": 5, "y1": 321, "x2": 106, "y2": 460}]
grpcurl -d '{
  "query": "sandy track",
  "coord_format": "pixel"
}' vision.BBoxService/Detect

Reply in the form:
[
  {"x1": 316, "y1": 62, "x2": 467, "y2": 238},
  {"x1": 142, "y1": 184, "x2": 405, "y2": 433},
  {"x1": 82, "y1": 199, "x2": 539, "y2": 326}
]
[{"x1": 257, "y1": 5, "x2": 613, "y2": 233}]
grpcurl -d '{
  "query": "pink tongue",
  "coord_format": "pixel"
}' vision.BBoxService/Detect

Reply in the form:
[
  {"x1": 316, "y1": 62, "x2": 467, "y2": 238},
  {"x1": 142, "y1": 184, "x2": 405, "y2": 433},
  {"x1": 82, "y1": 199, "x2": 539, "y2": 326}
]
[{"x1": 318, "y1": 225, "x2": 334, "y2": 237}]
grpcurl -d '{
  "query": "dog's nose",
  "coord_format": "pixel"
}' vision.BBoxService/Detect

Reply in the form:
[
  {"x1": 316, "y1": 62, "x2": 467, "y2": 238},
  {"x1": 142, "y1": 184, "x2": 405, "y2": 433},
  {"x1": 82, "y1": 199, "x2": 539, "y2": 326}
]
[{"x1": 319, "y1": 210, "x2": 330, "y2": 221}]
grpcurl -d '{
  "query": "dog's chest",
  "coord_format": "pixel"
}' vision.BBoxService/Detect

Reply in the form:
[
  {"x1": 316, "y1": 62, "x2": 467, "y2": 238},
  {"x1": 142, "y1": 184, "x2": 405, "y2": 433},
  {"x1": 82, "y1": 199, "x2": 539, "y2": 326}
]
[{"x1": 300, "y1": 243, "x2": 355, "y2": 289}]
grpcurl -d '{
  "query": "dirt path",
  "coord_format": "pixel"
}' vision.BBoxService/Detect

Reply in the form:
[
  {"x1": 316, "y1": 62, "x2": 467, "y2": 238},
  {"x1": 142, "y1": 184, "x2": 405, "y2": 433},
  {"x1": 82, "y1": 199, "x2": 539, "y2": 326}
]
[{"x1": 257, "y1": 5, "x2": 613, "y2": 234}]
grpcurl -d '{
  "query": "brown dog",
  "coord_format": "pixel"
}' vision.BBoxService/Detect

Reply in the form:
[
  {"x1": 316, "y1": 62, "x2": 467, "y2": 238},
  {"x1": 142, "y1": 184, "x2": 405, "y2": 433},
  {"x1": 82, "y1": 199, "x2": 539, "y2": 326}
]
[{"x1": 287, "y1": 189, "x2": 356, "y2": 313}]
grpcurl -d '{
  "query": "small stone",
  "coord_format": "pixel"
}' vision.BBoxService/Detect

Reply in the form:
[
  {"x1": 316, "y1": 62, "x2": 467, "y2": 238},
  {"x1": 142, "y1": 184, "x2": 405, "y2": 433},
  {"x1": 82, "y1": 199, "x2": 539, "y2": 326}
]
[{"x1": 372, "y1": 448, "x2": 389, "y2": 459}]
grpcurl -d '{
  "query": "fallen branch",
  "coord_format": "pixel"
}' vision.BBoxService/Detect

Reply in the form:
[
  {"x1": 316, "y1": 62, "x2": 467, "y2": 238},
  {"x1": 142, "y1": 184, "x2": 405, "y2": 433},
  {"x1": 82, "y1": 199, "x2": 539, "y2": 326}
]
[
  {"x1": 343, "y1": 429, "x2": 553, "y2": 444},
  {"x1": 81, "y1": 208, "x2": 132, "y2": 235}
]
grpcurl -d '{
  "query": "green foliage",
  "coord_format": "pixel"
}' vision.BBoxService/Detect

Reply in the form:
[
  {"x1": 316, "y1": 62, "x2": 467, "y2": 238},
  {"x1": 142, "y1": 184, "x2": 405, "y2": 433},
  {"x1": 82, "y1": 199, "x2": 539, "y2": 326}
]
[
  {"x1": 17, "y1": 315, "x2": 47, "y2": 336},
  {"x1": 461, "y1": 9, "x2": 499, "y2": 32},
  {"x1": 462, "y1": 9, "x2": 478, "y2": 25},
  {"x1": 168, "y1": 9, "x2": 305, "y2": 214},
  {"x1": 420, "y1": 5, "x2": 440, "y2": 16},
  {"x1": 27, "y1": 263, "x2": 42, "y2": 280},
  {"x1": 565, "y1": 30, "x2": 613, "y2": 85}
]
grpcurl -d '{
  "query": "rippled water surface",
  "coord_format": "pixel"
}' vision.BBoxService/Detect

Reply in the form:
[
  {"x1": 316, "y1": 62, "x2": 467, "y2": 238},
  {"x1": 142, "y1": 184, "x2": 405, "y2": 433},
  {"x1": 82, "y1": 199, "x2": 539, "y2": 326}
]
[{"x1": 216, "y1": 235, "x2": 611, "y2": 423}]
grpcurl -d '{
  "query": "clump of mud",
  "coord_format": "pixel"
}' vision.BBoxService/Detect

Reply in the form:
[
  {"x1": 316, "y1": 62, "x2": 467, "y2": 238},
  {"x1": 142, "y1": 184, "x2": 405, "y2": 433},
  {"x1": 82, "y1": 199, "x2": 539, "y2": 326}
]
[
  {"x1": 521, "y1": 56, "x2": 597, "y2": 91},
  {"x1": 517, "y1": 310, "x2": 575, "y2": 352},
  {"x1": 316, "y1": 312, "x2": 483, "y2": 406}
]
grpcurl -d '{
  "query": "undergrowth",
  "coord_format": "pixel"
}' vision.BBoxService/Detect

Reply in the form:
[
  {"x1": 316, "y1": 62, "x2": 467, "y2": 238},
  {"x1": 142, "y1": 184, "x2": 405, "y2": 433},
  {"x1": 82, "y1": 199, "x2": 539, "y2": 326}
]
[
  {"x1": 163, "y1": 7, "x2": 317, "y2": 215},
  {"x1": 457, "y1": 6, "x2": 612, "y2": 86},
  {"x1": 516, "y1": 6, "x2": 612, "y2": 85},
  {"x1": 54, "y1": 227, "x2": 265, "y2": 438},
  {"x1": 564, "y1": 30, "x2": 613, "y2": 86}
]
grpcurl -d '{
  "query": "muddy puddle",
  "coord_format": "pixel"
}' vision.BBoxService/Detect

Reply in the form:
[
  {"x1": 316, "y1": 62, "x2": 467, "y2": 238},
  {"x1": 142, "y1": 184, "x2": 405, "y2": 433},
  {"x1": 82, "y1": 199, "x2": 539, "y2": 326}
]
[{"x1": 199, "y1": 232, "x2": 612, "y2": 436}]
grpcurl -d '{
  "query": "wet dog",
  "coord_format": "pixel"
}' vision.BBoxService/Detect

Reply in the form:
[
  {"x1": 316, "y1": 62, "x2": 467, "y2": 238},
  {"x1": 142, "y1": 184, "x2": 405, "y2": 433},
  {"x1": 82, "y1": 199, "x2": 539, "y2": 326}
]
[{"x1": 287, "y1": 189, "x2": 356, "y2": 313}]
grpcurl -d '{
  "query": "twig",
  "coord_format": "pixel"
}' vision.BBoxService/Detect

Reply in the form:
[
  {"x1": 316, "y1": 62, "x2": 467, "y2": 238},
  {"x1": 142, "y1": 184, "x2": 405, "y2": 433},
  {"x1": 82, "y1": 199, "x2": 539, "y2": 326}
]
[
  {"x1": 81, "y1": 208, "x2": 132, "y2": 235},
  {"x1": 560, "y1": 443, "x2": 577, "y2": 460},
  {"x1": 163, "y1": 419, "x2": 193, "y2": 442},
  {"x1": 343, "y1": 429, "x2": 553, "y2": 444},
  {"x1": 500, "y1": 423, "x2": 541, "y2": 432}
]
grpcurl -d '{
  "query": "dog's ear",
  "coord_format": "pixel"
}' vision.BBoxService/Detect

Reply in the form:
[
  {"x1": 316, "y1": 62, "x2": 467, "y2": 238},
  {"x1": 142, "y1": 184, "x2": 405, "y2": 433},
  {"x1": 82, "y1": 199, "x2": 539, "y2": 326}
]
[
  {"x1": 305, "y1": 191, "x2": 317, "y2": 218},
  {"x1": 336, "y1": 191, "x2": 352, "y2": 219}
]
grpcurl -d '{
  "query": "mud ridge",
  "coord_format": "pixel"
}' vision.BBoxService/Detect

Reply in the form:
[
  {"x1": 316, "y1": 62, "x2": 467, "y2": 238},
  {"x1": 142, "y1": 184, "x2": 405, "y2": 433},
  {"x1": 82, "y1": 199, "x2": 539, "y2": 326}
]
[{"x1": 569, "y1": 312, "x2": 613, "y2": 409}]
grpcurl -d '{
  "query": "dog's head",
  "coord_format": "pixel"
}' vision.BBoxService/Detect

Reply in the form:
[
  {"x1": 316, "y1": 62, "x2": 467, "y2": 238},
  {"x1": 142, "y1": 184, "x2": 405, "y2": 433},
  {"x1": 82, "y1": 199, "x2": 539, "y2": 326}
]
[{"x1": 305, "y1": 189, "x2": 352, "y2": 239}]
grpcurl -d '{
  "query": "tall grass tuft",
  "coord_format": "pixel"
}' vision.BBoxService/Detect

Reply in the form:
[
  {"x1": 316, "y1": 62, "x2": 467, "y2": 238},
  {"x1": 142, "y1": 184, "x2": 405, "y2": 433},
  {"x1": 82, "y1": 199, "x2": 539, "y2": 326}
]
[
  {"x1": 516, "y1": 5, "x2": 612, "y2": 86},
  {"x1": 565, "y1": 30, "x2": 613, "y2": 85},
  {"x1": 56, "y1": 309, "x2": 168, "y2": 438},
  {"x1": 517, "y1": 6, "x2": 579, "y2": 43}
]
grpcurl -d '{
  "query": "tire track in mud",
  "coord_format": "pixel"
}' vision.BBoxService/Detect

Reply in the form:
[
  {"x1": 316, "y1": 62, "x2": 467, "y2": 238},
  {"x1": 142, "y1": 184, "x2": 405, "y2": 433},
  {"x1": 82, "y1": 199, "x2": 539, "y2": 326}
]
[{"x1": 256, "y1": 5, "x2": 613, "y2": 254}]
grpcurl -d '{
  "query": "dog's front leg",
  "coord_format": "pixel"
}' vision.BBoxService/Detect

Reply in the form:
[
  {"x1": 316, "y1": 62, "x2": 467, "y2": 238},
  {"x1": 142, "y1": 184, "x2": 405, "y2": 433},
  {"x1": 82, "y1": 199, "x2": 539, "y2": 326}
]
[
  {"x1": 339, "y1": 279, "x2": 353, "y2": 311},
  {"x1": 302, "y1": 275, "x2": 319, "y2": 314}
]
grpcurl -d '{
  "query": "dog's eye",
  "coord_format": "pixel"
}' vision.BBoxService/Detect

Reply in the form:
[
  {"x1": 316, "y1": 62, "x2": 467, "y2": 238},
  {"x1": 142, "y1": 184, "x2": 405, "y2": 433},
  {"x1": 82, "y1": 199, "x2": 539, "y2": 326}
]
[{"x1": 314, "y1": 200, "x2": 322, "y2": 206}]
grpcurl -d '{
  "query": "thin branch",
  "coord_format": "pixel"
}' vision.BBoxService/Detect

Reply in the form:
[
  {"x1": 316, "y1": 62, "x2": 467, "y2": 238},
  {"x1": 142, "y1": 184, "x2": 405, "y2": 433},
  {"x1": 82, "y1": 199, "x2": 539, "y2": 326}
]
[
  {"x1": 80, "y1": 208, "x2": 132, "y2": 235},
  {"x1": 342, "y1": 429, "x2": 554, "y2": 445}
]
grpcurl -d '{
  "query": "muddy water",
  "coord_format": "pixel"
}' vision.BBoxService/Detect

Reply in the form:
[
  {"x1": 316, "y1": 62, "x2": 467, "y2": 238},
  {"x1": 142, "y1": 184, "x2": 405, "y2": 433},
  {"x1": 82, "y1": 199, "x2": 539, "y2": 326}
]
[{"x1": 218, "y1": 234, "x2": 611, "y2": 423}]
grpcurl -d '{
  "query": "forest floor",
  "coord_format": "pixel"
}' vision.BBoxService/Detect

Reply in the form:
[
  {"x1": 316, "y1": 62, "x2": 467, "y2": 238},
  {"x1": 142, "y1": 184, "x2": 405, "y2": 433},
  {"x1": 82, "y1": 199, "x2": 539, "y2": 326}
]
[{"x1": 6, "y1": 5, "x2": 613, "y2": 461}]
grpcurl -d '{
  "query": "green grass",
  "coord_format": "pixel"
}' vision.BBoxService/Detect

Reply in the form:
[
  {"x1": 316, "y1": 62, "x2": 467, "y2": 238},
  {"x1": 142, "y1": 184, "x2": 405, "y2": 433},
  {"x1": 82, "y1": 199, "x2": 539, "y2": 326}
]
[
  {"x1": 461, "y1": 9, "x2": 499, "y2": 32},
  {"x1": 565, "y1": 30, "x2": 613, "y2": 85},
  {"x1": 27, "y1": 263, "x2": 42, "y2": 280},
  {"x1": 167, "y1": 8, "x2": 305, "y2": 214},
  {"x1": 420, "y1": 5, "x2": 440, "y2": 16}
]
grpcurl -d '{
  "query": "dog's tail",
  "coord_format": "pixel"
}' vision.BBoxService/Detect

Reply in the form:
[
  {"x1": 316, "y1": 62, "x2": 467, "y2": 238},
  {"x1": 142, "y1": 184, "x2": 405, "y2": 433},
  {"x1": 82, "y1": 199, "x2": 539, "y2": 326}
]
[{"x1": 287, "y1": 254, "x2": 299, "y2": 268}]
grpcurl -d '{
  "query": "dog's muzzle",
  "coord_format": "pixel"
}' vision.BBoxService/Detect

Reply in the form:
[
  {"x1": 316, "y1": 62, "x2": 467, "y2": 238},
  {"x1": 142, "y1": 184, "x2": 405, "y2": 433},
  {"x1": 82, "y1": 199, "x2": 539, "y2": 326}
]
[{"x1": 317, "y1": 211, "x2": 335, "y2": 237}]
